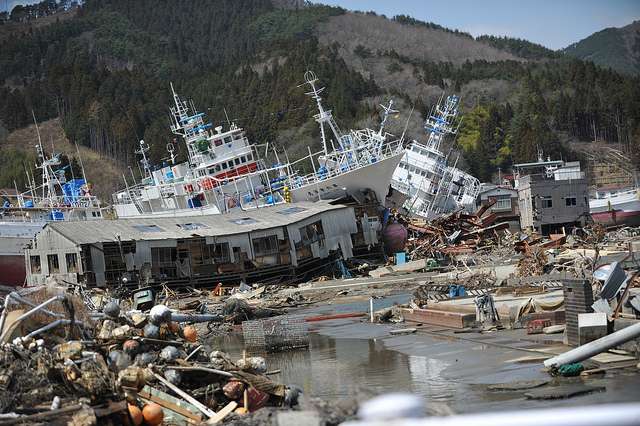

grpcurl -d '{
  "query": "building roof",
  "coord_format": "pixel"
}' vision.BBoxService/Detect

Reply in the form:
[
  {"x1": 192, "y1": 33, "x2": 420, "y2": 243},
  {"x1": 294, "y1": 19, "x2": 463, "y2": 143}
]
[
  {"x1": 45, "y1": 201, "x2": 350, "y2": 245},
  {"x1": 478, "y1": 184, "x2": 517, "y2": 195}
]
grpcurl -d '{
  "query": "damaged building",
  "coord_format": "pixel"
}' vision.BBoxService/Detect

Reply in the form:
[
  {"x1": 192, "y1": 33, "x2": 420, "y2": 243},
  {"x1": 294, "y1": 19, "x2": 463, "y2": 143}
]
[
  {"x1": 25, "y1": 201, "x2": 366, "y2": 287},
  {"x1": 515, "y1": 159, "x2": 589, "y2": 235}
]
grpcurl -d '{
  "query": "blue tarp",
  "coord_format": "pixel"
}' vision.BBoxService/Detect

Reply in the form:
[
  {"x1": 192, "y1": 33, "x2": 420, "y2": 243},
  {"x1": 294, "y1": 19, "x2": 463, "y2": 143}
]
[{"x1": 62, "y1": 178, "x2": 86, "y2": 205}]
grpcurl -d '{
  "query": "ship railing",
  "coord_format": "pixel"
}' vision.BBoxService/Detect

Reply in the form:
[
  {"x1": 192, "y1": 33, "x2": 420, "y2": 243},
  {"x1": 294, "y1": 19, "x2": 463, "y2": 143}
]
[{"x1": 287, "y1": 138, "x2": 404, "y2": 190}]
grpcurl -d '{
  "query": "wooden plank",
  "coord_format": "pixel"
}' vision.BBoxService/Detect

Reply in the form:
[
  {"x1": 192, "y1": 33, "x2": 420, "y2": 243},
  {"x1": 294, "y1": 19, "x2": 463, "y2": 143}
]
[
  {"x1": 206, "y1": 401, "x2": 237, "y2": 425},
  {"x1": 400, "y1": 308, "x2": 475, "y2": 329},
  {"x1": 138, "y1": 390, "x2": 202, "y2": 422}
]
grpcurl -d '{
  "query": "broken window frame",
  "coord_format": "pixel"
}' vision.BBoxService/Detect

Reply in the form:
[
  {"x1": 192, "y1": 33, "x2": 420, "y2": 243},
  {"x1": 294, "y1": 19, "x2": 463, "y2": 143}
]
[
  {"x1": 66, "y1": 253, "x2": 78, "y2": 273},
  {"x1": 47, "y1": 254, "x2": 60, "y2": 274},
  {"x1": 30, "y1": 255, "x2": 41, "y2": 274}
]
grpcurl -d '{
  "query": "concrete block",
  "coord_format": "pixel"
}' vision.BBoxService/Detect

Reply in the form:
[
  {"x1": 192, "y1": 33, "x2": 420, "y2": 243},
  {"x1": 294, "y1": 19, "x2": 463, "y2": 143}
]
[{"x1": 578, "y1": 312, "x2": 608, "y2": 345}]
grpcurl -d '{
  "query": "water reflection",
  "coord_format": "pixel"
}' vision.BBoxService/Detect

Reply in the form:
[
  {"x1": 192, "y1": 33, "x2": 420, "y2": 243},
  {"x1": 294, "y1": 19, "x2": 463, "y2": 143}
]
[{"x1": 210, "y1": 332, "x2": 457, "y2": 402}]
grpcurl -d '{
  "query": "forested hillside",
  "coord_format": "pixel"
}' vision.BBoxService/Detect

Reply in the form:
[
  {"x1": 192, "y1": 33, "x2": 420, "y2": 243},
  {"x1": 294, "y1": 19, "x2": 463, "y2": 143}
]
[
  {"x1": 0, "y1": 0, "x2": 639, "y2": 190},
  {"x1": 564, "y1": 20, "x2": 640, "y2": 76}
]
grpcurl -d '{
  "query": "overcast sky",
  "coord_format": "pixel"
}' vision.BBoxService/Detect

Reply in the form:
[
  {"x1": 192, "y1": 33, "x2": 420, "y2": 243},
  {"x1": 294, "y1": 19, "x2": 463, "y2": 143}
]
[{"x1": 318, "y1": 0, "x2": 640, "y2": 49}]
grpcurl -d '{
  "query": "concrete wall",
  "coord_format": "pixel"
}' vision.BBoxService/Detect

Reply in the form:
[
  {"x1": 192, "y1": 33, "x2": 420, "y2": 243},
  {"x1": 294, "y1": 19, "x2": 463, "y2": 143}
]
[
  {"x1": 518, "y1": 175, "x2": 589, "y2": 232},
  {"x1": 25, "y1": 227, "x2": 82, "y2": 286}
]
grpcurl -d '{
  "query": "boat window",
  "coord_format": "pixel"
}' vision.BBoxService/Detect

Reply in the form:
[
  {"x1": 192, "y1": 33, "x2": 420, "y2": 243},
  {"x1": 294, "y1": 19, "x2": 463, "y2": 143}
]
[
  {"x1": 234, "y1": 158, "x2": 240, "y2": 165},
  {"x1": 247, "y1": 153, "x2": 253, "y2": 161},
  {"x1": 214, "y1": 139, "x2": 223, "y2": 147},
  {"x1": 224, "y1": 136, "x2": 232, "y2": 144},
  {"x1": 30, "y1": 255, "x2": 41, "y2": 274},
  {"x1": 208, "y1": 168, "x2": 215, "y2": 175},
  {"x1": 222, "y1": 163, "x2": 228, "y2": 170},
  {"x1": 240, "y1": 156, "x2": 246, "y2": 163},
  {"x1": 47, "y1": 254, "x2": 60, "y2": 273},
  {"x1": 215, "y1": 165, "x2": 221, "y2": 172},
  {"x1": 227, "y1": 161, "x2": 233, "y2": 169},
  {"x1": 66, "y1": 253, "x2": 78, "y2": 273}
]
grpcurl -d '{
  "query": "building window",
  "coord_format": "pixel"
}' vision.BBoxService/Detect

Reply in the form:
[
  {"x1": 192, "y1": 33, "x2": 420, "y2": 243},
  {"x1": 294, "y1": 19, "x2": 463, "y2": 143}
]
[
  {"x1": 66, "y1": 253, "x2": 78, "y2": 273},
  {"x1": 47, "y1": 254, "x2": 60, "y2": 273},
  {"x1": 299, "y1": 221, "x2": 325, "y2": 247},
  {"x1": 252, "y1": 235, "x2": 279, "y2": 256},
  {"x1": 212, "y1": 242, "x2": 231, "y2": 263},
  {"x1": 565, "y1": 196, "x2": 577, "y2": 206},
  {"x1": 494, "y1": 197, "x2": 512, "y2": 211},
  {"x1": 30, "y1": 256, "x2": 41, "y2": 274},
  {"x1": 541, "y1": 196, "x2": 553, "y2": 209}
]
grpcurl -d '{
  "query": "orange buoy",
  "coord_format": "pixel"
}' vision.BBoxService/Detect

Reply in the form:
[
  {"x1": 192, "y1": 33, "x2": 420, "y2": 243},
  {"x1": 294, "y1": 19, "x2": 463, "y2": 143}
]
[
  {"x1": 183, "y1": 325, "x2": 197, "y2": 343},
  {"x1": 127, "y1": 403, "x2": 143, "y2": 426},
  {"x1": 142, "y1": 402, "x2": 164, "y2": 426}
]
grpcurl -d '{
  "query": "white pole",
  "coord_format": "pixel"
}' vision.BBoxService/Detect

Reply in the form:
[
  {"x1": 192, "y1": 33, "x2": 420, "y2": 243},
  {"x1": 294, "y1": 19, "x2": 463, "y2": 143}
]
[
  {"x1": 544, "y1": 320, "x2": 640, "y2": 368},
  {"x1": 370, "y1": 297, "x2": 374, "y2": 323}
]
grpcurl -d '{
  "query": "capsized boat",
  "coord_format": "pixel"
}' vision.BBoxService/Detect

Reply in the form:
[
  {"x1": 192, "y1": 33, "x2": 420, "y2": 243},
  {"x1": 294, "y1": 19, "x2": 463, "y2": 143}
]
[
  {"x1": 112, "y1": 85, "x2": 288, "y2": 218},
  {"x1": 389, "y1": 94, "x2": 480, "y2": 219},
  {"x1": 286, "y1": 71, "x2": 405, "y2": 204},
  {"x1": 589, "y1": 186, "x2": 640, "y2": 227}
]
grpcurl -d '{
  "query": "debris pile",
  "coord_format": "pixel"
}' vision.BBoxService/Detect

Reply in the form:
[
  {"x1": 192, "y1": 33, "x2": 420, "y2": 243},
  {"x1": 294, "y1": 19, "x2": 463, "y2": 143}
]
[
  {"x1": 0, "y1": 287, "x2": 300, "y2": 424},
  {"x1": 406, "y1": 204, "x2": 510, "y2": 259}
]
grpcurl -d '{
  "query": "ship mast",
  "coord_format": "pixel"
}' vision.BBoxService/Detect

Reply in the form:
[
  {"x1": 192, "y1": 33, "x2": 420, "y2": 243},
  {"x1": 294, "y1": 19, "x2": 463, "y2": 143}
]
[
  {"x1": 424, "y1": 94, "x2": 460, "y2": 152},
  {"x1": 136, "y1": 140, "x2": 152, "y2": 181},
  {"x1": 378, "y1": 99, "x2": 398, "y2": 136},
  {"x1": 301, "y1": 71, "x2": 343, "y2": 155}
]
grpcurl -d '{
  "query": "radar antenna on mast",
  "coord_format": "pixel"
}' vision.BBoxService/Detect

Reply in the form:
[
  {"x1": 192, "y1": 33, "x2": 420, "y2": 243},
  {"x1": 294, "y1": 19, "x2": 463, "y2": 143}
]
[
  {"x1": 300, "y1": 71, "x2": 343, "y2": 154},
  {"x1": 136, "y1": 139, "x2": 152, "y2": 180},
  {"x1": 378, "y1": 99, "x2": 398, "y2": 135}
]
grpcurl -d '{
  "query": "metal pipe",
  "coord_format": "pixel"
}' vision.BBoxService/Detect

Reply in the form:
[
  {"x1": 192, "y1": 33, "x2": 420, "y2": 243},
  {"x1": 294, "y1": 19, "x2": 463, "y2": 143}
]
[
  {"x1": 544, "y1": 320, "x2": 640, "y2": 368},
  {"x1": 0, "y1": 295, "x2": 66, "y2": 342},
  {"x1": 0, "y1": 292, "x2": 63, "y2": 333},
  {"x1": 23, "y1": 319, "x2": 88, "y2": 339},
  {"x1": 170, "y1": 313, "x2": 223, "y2": 323}
]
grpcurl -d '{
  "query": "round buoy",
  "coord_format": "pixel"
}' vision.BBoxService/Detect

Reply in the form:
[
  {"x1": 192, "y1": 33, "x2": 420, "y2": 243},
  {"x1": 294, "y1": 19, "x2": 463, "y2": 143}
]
[
  {"x1": 183, "y1": 325, "x2": 197, "y2": 342},
  {"x1": 122, "y1": 339, "x2": 140, "y2": 356},
  {"x1": 142, "y1": 403, "x2": 164, "y2": 426},
  {"x1": 168, "y1": 321, "x2": 180, "y2": 333},
  {"x1": 127, "y1": 403, "x2": 143, "y2": 426},
  {"x1": 149, "y1": 305, "x2": 172, "y2": 325}
]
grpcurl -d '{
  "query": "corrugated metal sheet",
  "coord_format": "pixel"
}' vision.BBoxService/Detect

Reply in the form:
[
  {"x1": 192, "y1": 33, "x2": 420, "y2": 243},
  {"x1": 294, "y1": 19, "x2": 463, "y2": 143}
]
[{"x1": 45, "y1": 201, "x2": 351, "y2": 244}]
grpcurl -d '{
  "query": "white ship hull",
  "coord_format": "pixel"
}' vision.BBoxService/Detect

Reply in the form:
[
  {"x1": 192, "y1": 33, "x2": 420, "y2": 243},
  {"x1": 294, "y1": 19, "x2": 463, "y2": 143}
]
[
  {"x1": 589, "y1": 188, "x2": 640, "y2": 226},
  {"x1": 290, "y1": 151, "x2": 404, "y2": 203}
]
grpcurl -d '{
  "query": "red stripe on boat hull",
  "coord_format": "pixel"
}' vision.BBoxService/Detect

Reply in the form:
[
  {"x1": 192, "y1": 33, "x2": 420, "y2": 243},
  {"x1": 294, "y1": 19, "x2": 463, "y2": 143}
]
[{"x1": 591, "y1": 210, "x2": 640, "y2": 227}]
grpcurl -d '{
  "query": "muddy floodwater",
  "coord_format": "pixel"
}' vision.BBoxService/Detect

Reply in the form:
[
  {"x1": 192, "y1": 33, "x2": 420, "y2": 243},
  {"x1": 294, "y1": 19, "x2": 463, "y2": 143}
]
[{"x1": 211, "y1": 296, "x2": 640, "y2": 414}]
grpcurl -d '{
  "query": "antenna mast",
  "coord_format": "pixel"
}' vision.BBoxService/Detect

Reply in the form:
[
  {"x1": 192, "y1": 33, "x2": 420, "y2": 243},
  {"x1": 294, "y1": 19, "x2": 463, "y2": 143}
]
[{"x1": 301, "y1": 71, "x2": 343, "y2": 155}]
